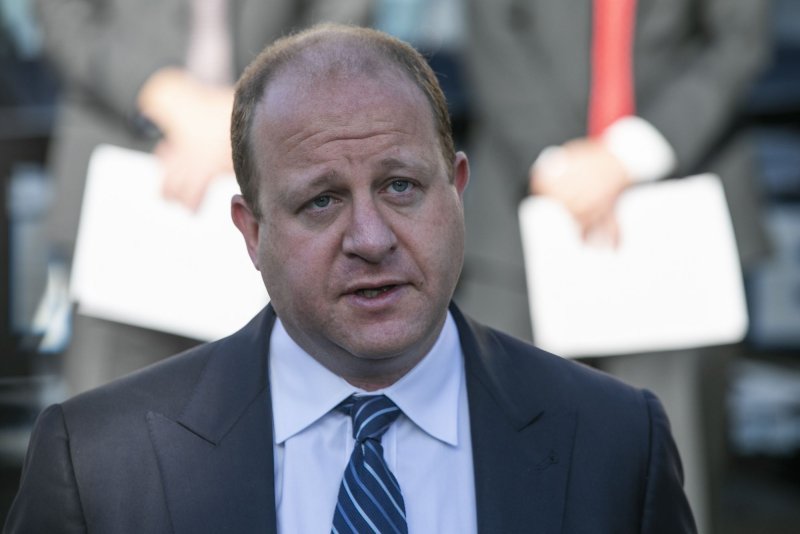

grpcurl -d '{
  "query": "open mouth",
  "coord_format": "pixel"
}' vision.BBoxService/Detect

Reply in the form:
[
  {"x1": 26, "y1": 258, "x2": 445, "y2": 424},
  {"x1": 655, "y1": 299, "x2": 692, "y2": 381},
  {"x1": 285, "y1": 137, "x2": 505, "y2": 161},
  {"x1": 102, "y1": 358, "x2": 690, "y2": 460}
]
[{"x1": 355, "y1": 285, "x2": 397, "y2": 298}]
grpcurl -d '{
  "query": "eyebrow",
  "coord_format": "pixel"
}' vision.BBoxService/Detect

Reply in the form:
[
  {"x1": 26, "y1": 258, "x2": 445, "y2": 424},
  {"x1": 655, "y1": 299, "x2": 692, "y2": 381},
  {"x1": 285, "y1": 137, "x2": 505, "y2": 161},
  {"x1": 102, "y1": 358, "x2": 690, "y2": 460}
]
[
  {"x1": 379, "y1": 156, "x2": 435, "y2": 175},
  {"x1": 277, "y1": 171, "x2": 342, "y2": 207},
  {"x1": 379, "y1": 157, "x2": 409, "y2": 171}
]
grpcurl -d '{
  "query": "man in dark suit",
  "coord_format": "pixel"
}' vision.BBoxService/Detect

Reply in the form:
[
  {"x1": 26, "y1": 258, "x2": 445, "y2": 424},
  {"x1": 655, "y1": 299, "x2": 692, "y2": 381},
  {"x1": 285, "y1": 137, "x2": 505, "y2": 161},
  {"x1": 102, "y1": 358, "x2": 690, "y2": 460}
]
[{"x1": 5, "y1": 24, "x2": 695, "y2": 533}]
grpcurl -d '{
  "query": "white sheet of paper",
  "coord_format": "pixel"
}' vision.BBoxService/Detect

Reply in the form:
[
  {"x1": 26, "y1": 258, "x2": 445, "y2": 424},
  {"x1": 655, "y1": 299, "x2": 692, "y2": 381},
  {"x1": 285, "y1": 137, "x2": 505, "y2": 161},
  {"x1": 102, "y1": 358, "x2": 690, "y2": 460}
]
[
  {"x1": 519, "y1": 174, "x2": 748, "y2": 357},
  {"x1": 70, "y1": 144, "x2": 268, "y2": 341}
]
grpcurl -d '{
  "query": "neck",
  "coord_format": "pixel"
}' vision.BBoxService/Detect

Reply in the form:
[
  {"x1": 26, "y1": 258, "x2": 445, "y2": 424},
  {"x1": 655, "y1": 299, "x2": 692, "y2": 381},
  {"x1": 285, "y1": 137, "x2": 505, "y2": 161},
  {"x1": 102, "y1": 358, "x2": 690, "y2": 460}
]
[{"x1": 340, "y1": 364, "x2": 417, "y2": 391}]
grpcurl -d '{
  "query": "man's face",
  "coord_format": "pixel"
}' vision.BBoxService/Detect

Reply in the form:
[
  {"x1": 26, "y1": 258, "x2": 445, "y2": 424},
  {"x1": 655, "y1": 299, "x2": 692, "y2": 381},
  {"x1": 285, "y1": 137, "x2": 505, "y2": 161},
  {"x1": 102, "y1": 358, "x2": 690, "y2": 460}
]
[{"x1": 232, "y1": 69, "x2": 469, "y2": 384}]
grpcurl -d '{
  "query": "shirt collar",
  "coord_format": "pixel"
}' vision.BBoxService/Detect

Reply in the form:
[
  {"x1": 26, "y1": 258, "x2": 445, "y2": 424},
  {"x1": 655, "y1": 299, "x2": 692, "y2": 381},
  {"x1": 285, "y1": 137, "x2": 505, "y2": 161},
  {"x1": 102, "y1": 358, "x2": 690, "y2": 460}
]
[{"x1": 270, "y1": 312, "x2": 463, "y2": 447}]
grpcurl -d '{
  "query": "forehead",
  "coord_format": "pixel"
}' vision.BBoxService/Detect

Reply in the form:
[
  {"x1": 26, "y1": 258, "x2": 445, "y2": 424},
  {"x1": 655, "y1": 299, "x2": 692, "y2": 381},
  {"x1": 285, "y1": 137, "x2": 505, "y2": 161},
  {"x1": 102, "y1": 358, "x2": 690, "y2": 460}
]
[
  {"x1": 251, "y1": 67, "x2": 438, "y2": 164},
  {"x1": 262, "y1": 48, "x2": 427, "y2": 111}
]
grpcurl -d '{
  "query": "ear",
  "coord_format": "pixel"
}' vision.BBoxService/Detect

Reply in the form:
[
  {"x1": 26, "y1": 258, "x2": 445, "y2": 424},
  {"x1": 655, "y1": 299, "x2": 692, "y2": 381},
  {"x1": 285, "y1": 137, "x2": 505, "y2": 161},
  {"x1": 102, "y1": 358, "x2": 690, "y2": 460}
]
[
  {"x1": 453, "y1": 151, "x2": 470, "y2": 199},
  {"x1": 231, "y1": 194, "x2": 261, "y2": 270}
]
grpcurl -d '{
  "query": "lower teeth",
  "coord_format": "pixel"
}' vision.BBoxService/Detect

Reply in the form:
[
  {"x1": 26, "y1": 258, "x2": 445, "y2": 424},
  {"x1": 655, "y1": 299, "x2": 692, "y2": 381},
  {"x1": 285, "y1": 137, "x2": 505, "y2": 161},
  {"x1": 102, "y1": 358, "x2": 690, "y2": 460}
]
[{"x1": 361, "y1": 287, "x2": 389, "y2": 298}]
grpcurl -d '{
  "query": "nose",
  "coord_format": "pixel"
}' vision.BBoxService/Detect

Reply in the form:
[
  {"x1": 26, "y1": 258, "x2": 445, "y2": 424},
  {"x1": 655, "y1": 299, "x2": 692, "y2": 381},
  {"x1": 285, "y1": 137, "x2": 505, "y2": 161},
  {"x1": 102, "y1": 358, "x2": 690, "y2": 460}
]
[{"x1": 342, "y1": 196, "x2": 397, "y2": 263}]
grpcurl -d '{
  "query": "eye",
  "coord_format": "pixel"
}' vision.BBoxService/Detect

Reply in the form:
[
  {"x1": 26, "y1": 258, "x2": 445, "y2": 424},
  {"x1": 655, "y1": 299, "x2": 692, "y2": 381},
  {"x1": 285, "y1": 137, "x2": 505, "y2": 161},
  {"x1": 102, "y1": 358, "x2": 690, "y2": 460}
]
[
  {"x1": 311, "y1": 195, "x2": 332, "y2": 209},
  {"x1": 389, "y1": 180, "x2": 412, "y2": 193}
]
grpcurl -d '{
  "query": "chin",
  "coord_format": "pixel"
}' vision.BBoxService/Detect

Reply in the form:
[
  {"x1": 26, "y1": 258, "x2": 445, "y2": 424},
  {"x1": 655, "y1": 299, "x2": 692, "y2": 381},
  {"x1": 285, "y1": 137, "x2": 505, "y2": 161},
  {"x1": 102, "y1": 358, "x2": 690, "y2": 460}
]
[
  {"x1": 343, "y1": 323, "x2": 433, "y2": 361},
  {"x1": 346, "y1": 338, "x2": 414, "y2": 361}
]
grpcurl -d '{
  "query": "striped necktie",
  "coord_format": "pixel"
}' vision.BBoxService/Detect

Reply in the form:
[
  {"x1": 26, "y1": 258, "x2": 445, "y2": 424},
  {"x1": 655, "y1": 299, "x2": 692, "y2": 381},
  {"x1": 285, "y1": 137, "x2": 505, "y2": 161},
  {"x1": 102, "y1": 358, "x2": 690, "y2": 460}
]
[{"x1": 332, "y1": 395, "x2": 408, "y2": 534}]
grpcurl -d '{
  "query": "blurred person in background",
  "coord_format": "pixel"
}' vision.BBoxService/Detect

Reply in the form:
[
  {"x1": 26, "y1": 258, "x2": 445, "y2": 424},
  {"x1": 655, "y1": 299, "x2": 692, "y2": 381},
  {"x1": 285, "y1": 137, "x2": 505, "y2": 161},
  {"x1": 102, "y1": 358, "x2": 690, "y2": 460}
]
[
  {"x1": 33, "y1": 0, "x2": 371, "y2": 394},
  {"x1": 458, "y1": 1, "x2": 772, "y2": 533}
]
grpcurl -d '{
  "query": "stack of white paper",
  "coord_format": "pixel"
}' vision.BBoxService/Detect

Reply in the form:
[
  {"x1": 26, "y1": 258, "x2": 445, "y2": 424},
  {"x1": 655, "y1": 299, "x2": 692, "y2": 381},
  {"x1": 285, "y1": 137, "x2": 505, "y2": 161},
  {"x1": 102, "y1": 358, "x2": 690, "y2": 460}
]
[
  {"x1": 519, "y1": 174, "x2": 748, "y2": 357},
  {"x1": 71, "y1": 144, "x2": 268, "y2": 341}
]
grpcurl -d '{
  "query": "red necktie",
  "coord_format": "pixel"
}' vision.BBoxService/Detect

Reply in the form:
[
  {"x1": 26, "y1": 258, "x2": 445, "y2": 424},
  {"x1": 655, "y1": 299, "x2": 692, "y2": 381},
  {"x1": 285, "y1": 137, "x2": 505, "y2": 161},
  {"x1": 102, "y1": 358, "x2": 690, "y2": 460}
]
[{"x1": 588, "y1": 0, "x2": 637, "y2": 137}]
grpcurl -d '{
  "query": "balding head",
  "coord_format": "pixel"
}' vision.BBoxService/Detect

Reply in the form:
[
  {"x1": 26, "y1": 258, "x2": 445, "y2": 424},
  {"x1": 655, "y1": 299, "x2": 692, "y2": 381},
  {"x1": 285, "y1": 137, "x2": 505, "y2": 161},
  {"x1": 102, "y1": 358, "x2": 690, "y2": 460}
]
[{"x1": 230, "y1": 23, "x2": 455, "y2": 218}]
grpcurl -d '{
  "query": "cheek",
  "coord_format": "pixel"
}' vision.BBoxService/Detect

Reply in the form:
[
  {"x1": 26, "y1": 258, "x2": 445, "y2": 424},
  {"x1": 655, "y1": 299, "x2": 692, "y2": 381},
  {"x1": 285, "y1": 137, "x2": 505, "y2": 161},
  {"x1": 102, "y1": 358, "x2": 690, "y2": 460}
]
[
  {"x1": 404, "y1": 205, "x2": 464, "y2": 277},
  {"x1": 259, "y1": 226, "x2": 335, "y2": 298},
  {"x1": 424, "y1": 196, "x2": 464, "y2": 243},
  {"x1": 429, "y1": 207, "x2": 465, "y2": 277},
  {"x1": 258, "y1": 227, "x2": 296, "y2": 295}
]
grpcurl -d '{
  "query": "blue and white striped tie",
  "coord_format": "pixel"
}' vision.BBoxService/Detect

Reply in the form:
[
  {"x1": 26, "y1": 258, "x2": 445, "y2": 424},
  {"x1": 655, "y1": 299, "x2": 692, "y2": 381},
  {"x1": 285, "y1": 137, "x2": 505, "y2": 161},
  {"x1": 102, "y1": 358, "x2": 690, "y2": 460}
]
[{"x1": 332, "y1": 394, "x2": 408, "y2": 534}]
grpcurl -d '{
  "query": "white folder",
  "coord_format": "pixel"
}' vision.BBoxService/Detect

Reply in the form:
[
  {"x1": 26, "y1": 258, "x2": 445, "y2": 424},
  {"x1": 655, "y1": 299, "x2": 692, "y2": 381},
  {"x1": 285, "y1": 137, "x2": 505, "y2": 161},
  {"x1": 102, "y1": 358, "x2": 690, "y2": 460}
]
[
  {"x1": 70, "y1": 144, "x2": 268, "y2": 341},
  {"x1": 519, "y1": 174, "x2": 748, "y2": 357}
]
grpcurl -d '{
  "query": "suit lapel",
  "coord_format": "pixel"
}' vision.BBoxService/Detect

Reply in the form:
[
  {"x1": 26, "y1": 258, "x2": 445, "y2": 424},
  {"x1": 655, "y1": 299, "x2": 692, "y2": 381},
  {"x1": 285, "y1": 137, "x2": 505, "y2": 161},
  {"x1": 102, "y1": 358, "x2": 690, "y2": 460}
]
[
  {"x1": 146, "y1": 302, "x2": 577, "y2": 532},
  {"x1": 452, "y1": 305, "x2": 577, "y2": 534},
  {"x1": 147, "y1": 307, "x2": 279, "y2": 534}
]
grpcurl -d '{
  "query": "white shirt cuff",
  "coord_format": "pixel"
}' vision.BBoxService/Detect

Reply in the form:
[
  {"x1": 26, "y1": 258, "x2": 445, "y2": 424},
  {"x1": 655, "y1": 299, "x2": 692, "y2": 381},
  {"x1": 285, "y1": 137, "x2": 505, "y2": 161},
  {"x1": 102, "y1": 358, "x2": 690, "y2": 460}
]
[{"x1": 601, "y1": 116, "x2": 677, "y2": 183}]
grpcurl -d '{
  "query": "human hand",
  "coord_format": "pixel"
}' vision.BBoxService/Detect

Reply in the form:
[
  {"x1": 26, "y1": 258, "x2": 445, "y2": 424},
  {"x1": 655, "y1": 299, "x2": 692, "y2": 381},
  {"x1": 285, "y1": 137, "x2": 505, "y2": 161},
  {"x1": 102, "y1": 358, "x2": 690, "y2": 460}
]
[
  {"x1": 154, "y1": 134, "x2": 232, "y2": 211},
  {"x1": 139, "y1": 68, "x2": 234, "y2": 211},
  {"x1": 530, "y1": 138, "x2": 633, "y2": 246}
]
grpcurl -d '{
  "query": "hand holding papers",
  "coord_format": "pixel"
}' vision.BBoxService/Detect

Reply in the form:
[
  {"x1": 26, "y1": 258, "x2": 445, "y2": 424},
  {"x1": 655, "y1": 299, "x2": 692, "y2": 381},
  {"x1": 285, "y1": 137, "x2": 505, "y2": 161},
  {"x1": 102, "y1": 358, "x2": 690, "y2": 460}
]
[
  {"x1": 71, "y1": 144, "x2": 267, "y2": 341},
  {"x1": 519, "y1": 174, "x2": 748, "y2": 357}
]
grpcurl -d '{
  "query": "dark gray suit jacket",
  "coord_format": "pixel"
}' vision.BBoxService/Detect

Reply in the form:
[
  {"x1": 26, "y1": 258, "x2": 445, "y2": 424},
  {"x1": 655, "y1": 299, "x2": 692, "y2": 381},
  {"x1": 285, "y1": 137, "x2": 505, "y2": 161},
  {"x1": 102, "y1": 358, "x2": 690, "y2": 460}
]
[
  {"x1": 5, "y1": 304, "x2": 695, "y2": 533},
  {"x1": 459, "y1": 0, "x2": 771, "y2": 340}
]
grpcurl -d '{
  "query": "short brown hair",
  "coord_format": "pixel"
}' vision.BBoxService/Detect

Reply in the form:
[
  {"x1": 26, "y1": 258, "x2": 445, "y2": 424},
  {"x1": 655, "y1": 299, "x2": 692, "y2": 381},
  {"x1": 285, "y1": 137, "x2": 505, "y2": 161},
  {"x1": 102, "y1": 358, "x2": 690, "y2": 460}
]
[{"x1": 230, "y1": 23, "x2": 455, "y2": 218}]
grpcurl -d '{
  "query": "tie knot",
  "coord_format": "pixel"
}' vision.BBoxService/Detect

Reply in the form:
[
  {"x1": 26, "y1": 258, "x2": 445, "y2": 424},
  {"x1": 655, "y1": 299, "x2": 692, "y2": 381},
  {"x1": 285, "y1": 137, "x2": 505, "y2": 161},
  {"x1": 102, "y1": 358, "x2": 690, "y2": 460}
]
[{"x1": 338, "y1": 394, "x2": 401, "y2": 442}]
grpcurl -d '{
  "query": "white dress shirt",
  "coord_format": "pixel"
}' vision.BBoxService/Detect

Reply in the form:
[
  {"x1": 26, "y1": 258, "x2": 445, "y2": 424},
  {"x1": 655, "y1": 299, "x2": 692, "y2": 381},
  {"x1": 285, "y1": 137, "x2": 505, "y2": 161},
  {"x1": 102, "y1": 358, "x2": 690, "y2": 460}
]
[
  {"x1": 186, "y1": 0, "x2": 233, "y2": 86},
  {"x1": 601, "y1": 115, "x2": 677, "y2": 183},
  {"x1": 534, "y1": 115, "x2": 677, "y2": 185},
  {"x1": 270, "y1": 312, "x2": 477, "y2": 533}
]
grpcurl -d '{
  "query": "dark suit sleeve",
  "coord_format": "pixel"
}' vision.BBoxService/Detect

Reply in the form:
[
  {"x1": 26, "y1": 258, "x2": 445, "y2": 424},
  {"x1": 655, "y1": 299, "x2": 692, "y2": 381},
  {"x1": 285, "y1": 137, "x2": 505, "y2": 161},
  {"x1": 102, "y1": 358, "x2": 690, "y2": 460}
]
[
  {"x1": 3, "y1": 405, "x2": 87, "y2": 534},
  {"x1": 639, "y1": 0, "x2": 770, "y2": 174},
  {"x1": 639, "y1": 391, "x2": 697, "y2": 534},
  {"x1": 33, "y1": 0, "x2": 186, "y2": 123}
]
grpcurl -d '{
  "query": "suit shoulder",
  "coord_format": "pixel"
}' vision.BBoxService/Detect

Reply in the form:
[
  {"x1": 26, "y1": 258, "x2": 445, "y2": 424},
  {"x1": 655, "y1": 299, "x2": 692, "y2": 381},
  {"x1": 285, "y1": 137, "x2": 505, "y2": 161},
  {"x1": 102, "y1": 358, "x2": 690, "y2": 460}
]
[
  {"x1": 56, "y1": 307, "x2": 272, "y2": 434},
  {"x1": 60, "y1": 338, "x2": 218, "y2": 428},
  {"x1": 470, "y1": 322, "x2": 652, "y2": 416}
]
